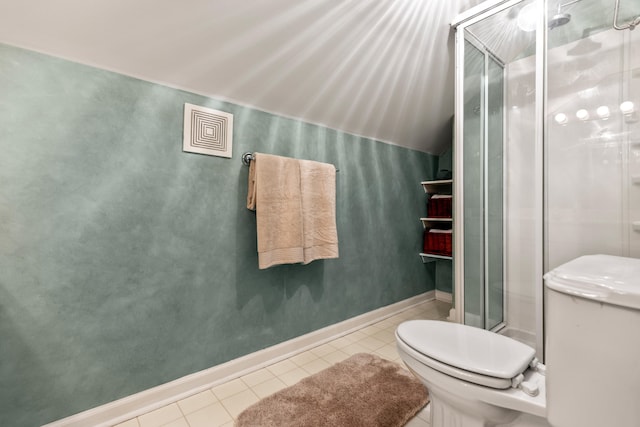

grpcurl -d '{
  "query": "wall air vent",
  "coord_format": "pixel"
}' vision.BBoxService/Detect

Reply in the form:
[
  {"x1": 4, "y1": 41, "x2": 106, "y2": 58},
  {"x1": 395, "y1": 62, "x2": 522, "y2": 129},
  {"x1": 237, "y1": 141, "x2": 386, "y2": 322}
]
[{"x1": 183, "y1": 103, "x2": 233, "y2": 158}]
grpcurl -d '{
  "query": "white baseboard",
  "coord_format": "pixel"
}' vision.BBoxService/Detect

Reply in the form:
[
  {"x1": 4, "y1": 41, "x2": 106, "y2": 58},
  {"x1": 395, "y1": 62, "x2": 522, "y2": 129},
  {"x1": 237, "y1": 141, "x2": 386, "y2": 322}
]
[
  {"x1": 44, "y1": 291, "x2": 435, "y2": 427},
  {"x1": 435, "y1": 290, "x2": 452, "y2": 303}
]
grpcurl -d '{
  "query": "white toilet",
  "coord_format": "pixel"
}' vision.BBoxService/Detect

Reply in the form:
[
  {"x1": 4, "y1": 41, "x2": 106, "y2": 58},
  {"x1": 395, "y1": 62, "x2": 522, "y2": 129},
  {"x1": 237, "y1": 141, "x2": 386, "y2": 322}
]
[{"x1": 396, "y1": 255, "x2": 640, "y2": 427}]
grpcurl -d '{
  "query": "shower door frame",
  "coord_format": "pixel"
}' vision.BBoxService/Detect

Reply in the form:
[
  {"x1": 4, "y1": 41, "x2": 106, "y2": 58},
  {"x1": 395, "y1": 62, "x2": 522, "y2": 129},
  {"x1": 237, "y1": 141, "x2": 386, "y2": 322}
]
[{"x1": 452, "y1": 0, "x2": 546, "y2": 358}]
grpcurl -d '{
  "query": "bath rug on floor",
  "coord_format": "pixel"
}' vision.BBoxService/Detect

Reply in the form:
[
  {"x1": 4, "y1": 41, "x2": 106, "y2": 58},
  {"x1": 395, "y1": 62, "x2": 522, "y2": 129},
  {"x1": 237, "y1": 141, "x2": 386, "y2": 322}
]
[{"x1": 235, "y1": 353, "x2": 429, "y2": 427}]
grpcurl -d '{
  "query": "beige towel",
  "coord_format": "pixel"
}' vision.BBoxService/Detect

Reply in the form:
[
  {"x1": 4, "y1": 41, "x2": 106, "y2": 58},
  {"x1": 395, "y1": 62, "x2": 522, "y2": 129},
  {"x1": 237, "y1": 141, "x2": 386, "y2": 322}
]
[
  {"x1": 299, "y1": 159, "x2": 339, "y2": 264},
  {"x1": 247, "y1": 153, "x2": 338, "y2": 269}
]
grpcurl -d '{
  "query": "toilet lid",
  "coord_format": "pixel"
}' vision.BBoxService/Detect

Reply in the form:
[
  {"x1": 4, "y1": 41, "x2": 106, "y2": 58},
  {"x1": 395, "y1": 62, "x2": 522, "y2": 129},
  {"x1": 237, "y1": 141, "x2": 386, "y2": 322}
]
[{"x1": 396, "y1": 320, "x2": 536, "y2": 381}]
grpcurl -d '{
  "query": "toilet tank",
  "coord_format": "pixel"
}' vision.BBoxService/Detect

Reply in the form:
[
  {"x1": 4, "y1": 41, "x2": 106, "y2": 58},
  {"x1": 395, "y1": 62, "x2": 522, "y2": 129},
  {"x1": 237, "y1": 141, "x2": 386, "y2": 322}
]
[{"x1": 544, "y1": 255, "x2": 640, "y2": 427}]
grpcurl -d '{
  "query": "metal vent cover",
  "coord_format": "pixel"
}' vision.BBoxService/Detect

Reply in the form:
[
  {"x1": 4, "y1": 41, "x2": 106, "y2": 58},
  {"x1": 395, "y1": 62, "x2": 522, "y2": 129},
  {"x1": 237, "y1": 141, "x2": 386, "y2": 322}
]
[{"x1": 183, "y1": 103, "x2": 233, "y2": 158}]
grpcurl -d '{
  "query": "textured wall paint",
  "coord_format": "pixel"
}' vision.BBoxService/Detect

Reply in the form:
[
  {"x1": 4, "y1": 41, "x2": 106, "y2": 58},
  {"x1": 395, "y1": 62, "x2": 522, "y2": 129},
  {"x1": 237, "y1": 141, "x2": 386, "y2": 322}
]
[
  {"x1": 434, "y1": 259, "x2": 453, "y2": 294},
  {"x1": 0, "y1": 44, "x2": 437, "y2": 426},
  {"x1": 437, "y1": 147, "x2": 452, "y2": 178}
]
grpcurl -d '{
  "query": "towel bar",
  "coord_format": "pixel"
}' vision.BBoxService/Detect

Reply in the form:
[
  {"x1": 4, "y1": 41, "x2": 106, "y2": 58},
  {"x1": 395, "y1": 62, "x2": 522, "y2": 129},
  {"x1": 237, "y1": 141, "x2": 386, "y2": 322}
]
[{"x1": 241, "y1": 152, "x2": 339, "y2": 172}]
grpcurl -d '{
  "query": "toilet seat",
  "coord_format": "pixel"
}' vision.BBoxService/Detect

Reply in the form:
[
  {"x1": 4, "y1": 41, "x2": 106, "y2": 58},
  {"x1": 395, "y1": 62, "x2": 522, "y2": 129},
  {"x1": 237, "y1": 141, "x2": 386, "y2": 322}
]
[{"x1": 396, "y1": 320, "x2": 536, "y2": 389}]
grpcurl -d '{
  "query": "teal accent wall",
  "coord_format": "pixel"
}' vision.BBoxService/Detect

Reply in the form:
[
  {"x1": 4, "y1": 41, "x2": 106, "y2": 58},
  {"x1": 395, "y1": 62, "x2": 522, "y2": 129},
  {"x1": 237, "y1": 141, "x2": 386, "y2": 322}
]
[
  {"x1": 437, "y1": 146, "x2": 453, "y2": 179},
  {"x1": 435, "y1": 259, "x2": 453, "y2": 294},
  {"x1": 0, "y1": 44, "x2": 438, "y2": 426}
]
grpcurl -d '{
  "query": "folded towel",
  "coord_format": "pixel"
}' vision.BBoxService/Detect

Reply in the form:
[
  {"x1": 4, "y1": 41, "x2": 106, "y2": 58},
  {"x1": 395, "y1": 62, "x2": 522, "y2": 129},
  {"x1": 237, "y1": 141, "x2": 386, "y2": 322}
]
[{"x1": 247, "y1": 153, "x2": 338, "y2": 269}]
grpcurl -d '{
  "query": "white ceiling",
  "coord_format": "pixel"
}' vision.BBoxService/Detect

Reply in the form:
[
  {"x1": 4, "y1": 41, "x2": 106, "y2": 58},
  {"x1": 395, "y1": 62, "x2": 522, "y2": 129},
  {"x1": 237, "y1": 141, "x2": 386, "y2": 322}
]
[{"x1": 0, "y1": 0, "x2": 484, "y2": 154}]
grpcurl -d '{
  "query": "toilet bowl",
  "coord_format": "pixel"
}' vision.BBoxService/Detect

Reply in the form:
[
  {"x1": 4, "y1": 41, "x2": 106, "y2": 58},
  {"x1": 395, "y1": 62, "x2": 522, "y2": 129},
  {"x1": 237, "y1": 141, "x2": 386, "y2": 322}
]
[
  {"x1": 396, "y1": 320, "x2": 549, "y2": 427},
  {"x1": 396, "y1": 254, "x2": 640, "y2": 427}
]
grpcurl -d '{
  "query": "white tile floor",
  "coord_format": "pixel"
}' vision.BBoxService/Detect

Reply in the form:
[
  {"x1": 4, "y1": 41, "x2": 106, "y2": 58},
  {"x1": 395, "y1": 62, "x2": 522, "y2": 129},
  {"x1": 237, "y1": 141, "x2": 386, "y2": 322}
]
[{"x1": 113, "y1": 300, "x2": 451, "y2": 427}]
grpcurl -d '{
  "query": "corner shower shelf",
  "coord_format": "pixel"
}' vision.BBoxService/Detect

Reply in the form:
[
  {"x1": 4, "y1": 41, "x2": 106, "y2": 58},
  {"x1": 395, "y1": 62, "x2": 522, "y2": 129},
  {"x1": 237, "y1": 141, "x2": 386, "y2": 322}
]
[
  {"x1": 420, "y1": 217, "x2": 453, "y2": 229},
  {"x1": 421, "y1": 179, "x2": 453, "y2": 194},
  {"x1": 419, "y1": 253, "x2": 453, "y2": 262}
]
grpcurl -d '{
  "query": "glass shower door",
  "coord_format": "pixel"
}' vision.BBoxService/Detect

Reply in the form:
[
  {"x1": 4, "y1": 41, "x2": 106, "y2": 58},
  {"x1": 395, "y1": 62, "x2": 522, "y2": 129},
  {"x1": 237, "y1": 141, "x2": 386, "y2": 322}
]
[
  {"x1": 463, "y1": 39, "x2": 485, "y2": 328},
  {"x1": 486, "y1": 56, "x2": 505, "y2": 331},
  {"x1": 462, "y1": 35, "x2": 505, "y2": 331}
]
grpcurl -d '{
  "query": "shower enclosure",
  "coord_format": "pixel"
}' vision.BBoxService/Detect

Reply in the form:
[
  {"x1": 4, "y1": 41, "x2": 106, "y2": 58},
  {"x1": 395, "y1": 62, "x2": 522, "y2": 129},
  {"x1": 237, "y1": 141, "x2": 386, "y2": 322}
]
[{"x1": 452, "y1": 0, "x2": 640, "y2": 359}]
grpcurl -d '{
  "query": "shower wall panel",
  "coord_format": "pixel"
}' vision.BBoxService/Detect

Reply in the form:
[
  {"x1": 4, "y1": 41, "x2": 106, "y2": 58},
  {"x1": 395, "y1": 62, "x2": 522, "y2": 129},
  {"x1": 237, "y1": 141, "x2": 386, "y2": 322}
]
[
  {"x1": 547, "y1": 27, "x2": 640, "y2": 269},
  {"x1": 627, "y1": 28, "x2": 640, "y2": 258}
]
